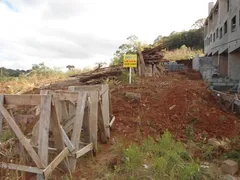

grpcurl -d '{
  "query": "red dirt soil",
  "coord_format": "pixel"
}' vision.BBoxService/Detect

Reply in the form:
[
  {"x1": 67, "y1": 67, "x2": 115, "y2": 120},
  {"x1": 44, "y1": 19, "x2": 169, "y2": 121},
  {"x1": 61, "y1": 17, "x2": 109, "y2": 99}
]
[{"x1": 112, "y1": 72, "x2": 240, "y2": 141}]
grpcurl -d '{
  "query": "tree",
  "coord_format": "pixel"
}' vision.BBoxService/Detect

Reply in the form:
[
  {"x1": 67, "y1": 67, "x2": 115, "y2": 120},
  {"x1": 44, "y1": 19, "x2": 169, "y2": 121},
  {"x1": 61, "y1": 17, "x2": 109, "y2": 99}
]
[
  {"x1": 191, "y1": 18, "x2": 206, "y2": 29},
  {"x1": 66, "y1": 65, "x2": 75, "y2": 71}
]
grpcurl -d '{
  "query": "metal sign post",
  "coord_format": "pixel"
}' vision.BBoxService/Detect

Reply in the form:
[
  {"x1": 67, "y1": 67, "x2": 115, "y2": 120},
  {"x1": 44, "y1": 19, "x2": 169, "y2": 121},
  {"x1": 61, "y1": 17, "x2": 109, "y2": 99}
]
[
  {"x1": 129, "y1": 67, "x2": 132, "y2": 84},
  {"x1": 123, "y1": 54, "x2": 137, "y2": 84}
]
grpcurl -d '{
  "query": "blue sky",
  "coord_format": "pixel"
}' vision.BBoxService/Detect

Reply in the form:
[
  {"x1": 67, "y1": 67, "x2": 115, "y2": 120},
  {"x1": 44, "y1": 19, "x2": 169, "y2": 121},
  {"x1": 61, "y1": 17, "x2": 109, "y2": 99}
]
[{"x1": 0, "y1": 0, "x2": 215, "y2": 70}]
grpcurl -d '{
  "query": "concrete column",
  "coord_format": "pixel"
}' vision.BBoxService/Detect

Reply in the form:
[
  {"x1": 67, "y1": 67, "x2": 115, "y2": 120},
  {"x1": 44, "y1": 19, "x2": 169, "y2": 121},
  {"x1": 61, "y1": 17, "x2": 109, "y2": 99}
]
[
  {"x1": 212, "y1": 55, "x2": 219, "y2": 67},
  {"x1": 228, "y1": 51, "x2": 240, "y2": 80},
  {"x1": 218, "y1": 53, "x2": 228, "y2": 77}
]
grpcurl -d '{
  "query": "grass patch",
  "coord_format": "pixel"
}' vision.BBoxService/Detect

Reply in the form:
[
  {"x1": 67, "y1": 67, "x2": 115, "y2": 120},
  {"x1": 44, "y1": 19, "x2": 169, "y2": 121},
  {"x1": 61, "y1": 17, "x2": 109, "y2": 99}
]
[
  {"x1": 113, "y1": 131, "x2": 205, "y2": 180},
  {"x1": 164, "y1": 46, "x2": 203, "y2": 61}
]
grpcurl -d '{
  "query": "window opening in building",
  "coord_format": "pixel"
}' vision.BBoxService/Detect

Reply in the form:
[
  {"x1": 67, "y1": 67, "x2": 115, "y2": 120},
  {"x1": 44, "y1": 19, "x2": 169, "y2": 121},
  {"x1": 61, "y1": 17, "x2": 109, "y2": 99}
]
[
  {"x1": 224, "y1": 21, "x2": 228, "y2": 34},
  {"x1": 232, "y1": 15, "x2": 236, "y2": 32},
  {"x1": 213, "y1": 33, "x2": 215, "y2": 42},
  {"x1": 220, "y1": 27, "x2": 223, "y2": 38},
  {"x1": 216, "y1": 28, "x2": 219, "y2": 38},
  {"x1": 210, "y1": 34, "x2": 212, "y2": 42}
]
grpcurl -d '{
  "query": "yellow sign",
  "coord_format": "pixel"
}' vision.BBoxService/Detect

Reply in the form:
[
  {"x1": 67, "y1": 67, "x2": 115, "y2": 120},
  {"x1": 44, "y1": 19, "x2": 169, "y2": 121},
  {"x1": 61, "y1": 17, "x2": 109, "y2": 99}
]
[{"x1": 123, "y1": 54, "x2": 137, "y2": 68}]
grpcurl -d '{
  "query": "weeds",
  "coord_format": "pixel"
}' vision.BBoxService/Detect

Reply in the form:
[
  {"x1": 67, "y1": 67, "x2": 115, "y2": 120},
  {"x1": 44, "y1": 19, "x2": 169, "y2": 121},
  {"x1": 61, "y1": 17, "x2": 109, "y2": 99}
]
[
  {"x1": 113, "y1": 131, "x2": 204, "y2": 180},
  {"x1": 119, "y1": 70, "x2": 136, "y2": 83}
]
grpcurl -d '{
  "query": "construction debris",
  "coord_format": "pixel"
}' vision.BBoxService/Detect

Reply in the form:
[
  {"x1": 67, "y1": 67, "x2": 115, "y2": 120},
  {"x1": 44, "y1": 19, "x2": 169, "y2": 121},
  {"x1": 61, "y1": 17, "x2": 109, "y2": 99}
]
[
  {"x1": 137, "y1": 45, "x2": 166, "y2": 77},
  {"x1": 70, "y1": 65, "x2": 123, "y2": 85}
]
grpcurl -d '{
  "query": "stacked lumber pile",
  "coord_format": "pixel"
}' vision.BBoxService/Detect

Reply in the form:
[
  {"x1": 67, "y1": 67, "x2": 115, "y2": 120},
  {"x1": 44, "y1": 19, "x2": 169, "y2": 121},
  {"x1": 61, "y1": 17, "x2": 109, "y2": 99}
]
[
  {"x1": 138, "y1": 45, "x2": 166, "y2": 77},
  {"x1": 70, "y1": 65, "x2": 123, "y2": 85},
  {"x1": 142, "y1": 45, "x2": 165, "y2": 64}
]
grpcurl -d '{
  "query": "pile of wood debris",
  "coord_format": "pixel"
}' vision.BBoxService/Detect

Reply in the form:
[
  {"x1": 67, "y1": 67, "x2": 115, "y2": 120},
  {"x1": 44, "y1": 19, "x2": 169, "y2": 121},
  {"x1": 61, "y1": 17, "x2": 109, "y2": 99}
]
[
  {"x1": 142, "y1": 44, "x2": 165, "y2": 64},
  {"x1": 138, "y1": 44, "x2": 167, "y2": 77},
  {"x1": 70, "y1": 65, "x2": 123, "y2": 85}
]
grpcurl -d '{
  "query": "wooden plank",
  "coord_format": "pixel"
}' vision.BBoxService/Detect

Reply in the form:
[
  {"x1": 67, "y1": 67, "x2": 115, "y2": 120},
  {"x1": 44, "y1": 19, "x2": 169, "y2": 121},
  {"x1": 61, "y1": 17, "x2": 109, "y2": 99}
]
[
  {"x1": 51, "y1": 104, "x2": 65, "y2": 151},
  {"x1": 53, "y1": 98, "x2": 63, "y2": 123},
  {"x1": 98, "y1": 101, "x2": 107, "y2": 143},
  {"x1": 4, "y1": 95, "x2": 41, "y2": 105},
  {"x1": 69, "y1": 85, "x2": 102, "y2": 92},
  {"x1": 75, "y1": 143, "x2": 93, "y2": 159},
  {"x1": 109, "y1": 116, "x2": 116, "y2": 128},
  {"x1": 38, "y1": 95, "x2": 52, "y2": 167},
  {"x1": 61, "y1": 101, "x2": 69, "y2": 122},
  {"x1": 0, "y1": 104, "x2": 45, "y2": 168},
  {"x1": 101, "y1": 90, "x2": 110, "y2": 138},
  {"x1": 83, "y1": 105, "x2": 90, "y2": 143},
  {"x1": 69, "y1": 92, "x2": 87, "y2": 171},
  {"x1": 60, "y1": 125, "x2": 75, "y2": 152},
  {"x1": 0, "y1": 163, "x2": 43, "y2": 174},
  {"x1": 31, "y1": 91, "x2": 49, "y2": 147},
  {"x1": 43, "y1": 147, "x2": 69, "y2": 178},
  {"x1": 108, "y1": 91, "x2": 113, "y2": 117},
  {"x1": 53, "y1": 93, "x2": 78, "y2": 102},
  {"x1": 137, "y1": 47, "x2": 146, "y2": 76},
  {"x1": 0, "y1": 95, "x2": 3, "y2": 143},
  {"x1": 89, "y1": 91, "x2": 98, "y2": 152}
]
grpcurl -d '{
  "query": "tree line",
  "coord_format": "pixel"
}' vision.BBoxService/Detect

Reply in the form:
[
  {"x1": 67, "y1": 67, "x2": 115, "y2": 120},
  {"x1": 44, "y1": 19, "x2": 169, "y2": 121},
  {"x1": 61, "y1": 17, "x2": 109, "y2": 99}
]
[{"x1": 111, "y1": 18, "x2": 205, "y2": 65}]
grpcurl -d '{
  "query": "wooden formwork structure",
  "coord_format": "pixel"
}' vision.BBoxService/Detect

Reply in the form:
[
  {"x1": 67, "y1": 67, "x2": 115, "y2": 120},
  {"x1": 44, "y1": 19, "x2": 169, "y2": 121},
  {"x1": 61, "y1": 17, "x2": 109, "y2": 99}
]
[{"x1": 0, "y1": 85, "x2": 114, "y2": 179}]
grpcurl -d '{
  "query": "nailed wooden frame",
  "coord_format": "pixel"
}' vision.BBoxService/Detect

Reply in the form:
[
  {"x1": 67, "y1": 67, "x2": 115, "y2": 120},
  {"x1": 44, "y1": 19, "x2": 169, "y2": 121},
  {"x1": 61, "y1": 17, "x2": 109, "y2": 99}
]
[
  {"x1": 0, "y1": 87, "x2": 111, "y2": 178},
  {"x1": 0, "y1": 94, "x2": 69, "y2": 179},
  {"x1": 68, "y1": 84, "x2": 113, "y2": 139}
]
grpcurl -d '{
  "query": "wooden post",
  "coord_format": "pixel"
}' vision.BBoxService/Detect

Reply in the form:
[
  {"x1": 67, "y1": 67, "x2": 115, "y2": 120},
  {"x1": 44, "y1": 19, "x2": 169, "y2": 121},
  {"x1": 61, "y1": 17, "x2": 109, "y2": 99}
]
[
  {"x1": 98, "y1": 101, "x2": 107, "y2": 143},
  {"x1": 0, "y1": 95, "x2": 3, "y2": 143},
  {"x1": 88, "y1": 91, "x2": 98, "y2": 152},
  {"x1": 83, "y1": 103, "x2": 90, "y2": 144},
  {"x1": 38, "y1": 95, "x2": 52, "y2": 167},
  {"x1": 69, "y1": 92, "x2": 87, "y2": 171},
  {"x1": 101, "y1": 90, "x2": 110, "y2": 138},
  {"x1": 137, "y1": 47, "x2": 145, "y2": 76}
]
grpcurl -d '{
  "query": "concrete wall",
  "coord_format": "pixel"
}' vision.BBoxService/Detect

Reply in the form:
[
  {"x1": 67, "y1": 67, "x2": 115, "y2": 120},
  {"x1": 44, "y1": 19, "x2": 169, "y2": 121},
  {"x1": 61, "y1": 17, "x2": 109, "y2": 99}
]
[
  {"x1": 228, "y1": 50, "x2": 240, "y2": 80},
  {"x1": 212, "y1": 55, "x2": 219, "y2": 67},
  {"x1": 195, "y1": 57, "x2": 219, "y2": 80},
  {"x1": 192, "y1": 56, "x2": 200, "y2": 70}
]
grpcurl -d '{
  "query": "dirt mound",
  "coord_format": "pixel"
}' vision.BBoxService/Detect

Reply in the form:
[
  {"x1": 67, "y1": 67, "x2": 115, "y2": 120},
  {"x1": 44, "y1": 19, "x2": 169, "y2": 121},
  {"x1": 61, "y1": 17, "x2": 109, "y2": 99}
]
[{"x1": 112, "y1": 73, "x2": 240, "y2": 142}]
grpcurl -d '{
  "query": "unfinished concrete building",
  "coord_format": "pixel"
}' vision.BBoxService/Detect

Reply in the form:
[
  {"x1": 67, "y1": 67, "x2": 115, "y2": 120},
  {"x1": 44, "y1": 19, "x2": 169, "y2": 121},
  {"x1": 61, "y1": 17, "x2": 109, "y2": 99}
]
[{"x1": 204, "y1": 0, "x2": 240, "y2": 81}]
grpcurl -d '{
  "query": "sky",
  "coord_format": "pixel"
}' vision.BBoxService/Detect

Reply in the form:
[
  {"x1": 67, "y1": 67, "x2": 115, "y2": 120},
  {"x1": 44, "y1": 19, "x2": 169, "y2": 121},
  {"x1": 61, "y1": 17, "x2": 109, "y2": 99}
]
[{"x1": 0, "y1": 0, "x2": 216, "y2": 70}]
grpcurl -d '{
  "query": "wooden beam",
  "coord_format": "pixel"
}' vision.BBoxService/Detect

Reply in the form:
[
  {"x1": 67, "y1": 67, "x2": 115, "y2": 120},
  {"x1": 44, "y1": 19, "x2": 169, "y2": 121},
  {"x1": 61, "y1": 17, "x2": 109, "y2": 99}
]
[
  {"x1": 51, "y1": 104, "x2": 65, "y2": 151},
  {"x1": 0, "y1": 163, "x2": 43, "y2": 174},
  {"x1": 101, "y1": 90, "x2": 110, "y2": 138},
  {"x1": 43, "y1": 147, "x2": 69, "y2": 178},
  {"x1": 53, "y1": 93, "x2": 78, "y2": 102},
  {"x1": 89, "y1": 91, "x2": 98, "y2": 152},
  {"x1": 60, "y1": 125, "x2": 75, "y2": 152},
  {"x1": 69, "y1": 92, "x2": 87, "y2": 171},
  {"x1": 4, "y1": 95, "x2": 41, "y2": 105},
  {"x1": 31, "y1": 90, "x2": 49, "y2": 147},
  {"x1": 109, "y1": 116, "x2": 116, "y2": 128},
  {"x1": 83, "y1": 105, "x2": 90, "y2": 143},
  {"x1": 75, "y1": 143, "x2": 93, "y2": 159},
  {"x1": 61, "y1": 101, "x2": 69, "y2": 122},
  {"x1": 0, "y1": 95, "x2": 3, "y2": 143},
  {"x1": 38, "y1": 95, "x2": 52, "y2": 167},
  {"x1": 0, "y1": 104, "x2": 45, "y2": 168},
  {"x1": 98, "y1": 101, "x2": 107, "y2": 143}
]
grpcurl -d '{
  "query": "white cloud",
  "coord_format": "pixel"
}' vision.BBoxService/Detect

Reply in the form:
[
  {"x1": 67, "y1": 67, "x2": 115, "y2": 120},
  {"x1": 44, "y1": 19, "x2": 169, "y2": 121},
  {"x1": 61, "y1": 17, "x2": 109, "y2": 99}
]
[{"x1": 0, "y1": 0, "x2": 211, "y2": 70}]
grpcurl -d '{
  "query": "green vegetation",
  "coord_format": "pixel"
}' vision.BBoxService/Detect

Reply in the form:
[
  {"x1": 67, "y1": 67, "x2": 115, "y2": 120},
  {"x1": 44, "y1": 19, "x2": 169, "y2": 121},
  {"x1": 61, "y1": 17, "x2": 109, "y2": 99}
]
[
  {"x1": 164, "y1": 45, "x2": 203, "y2": 61},
  {"x1": 154, "y1": 28, "x2": 204, "y2": 50},
  {"x1": 111, "y1": 18, "x2": 205, "y2": 65},
  {"x1": 0, "y1": 63, "x2": 91, "y2": 94},
  {"x1": 111, "y1": 35, "x2": 150, "y2": 66},
  {"x1": 111, "y1": 131, "x2": 204, "y2": 180}
]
